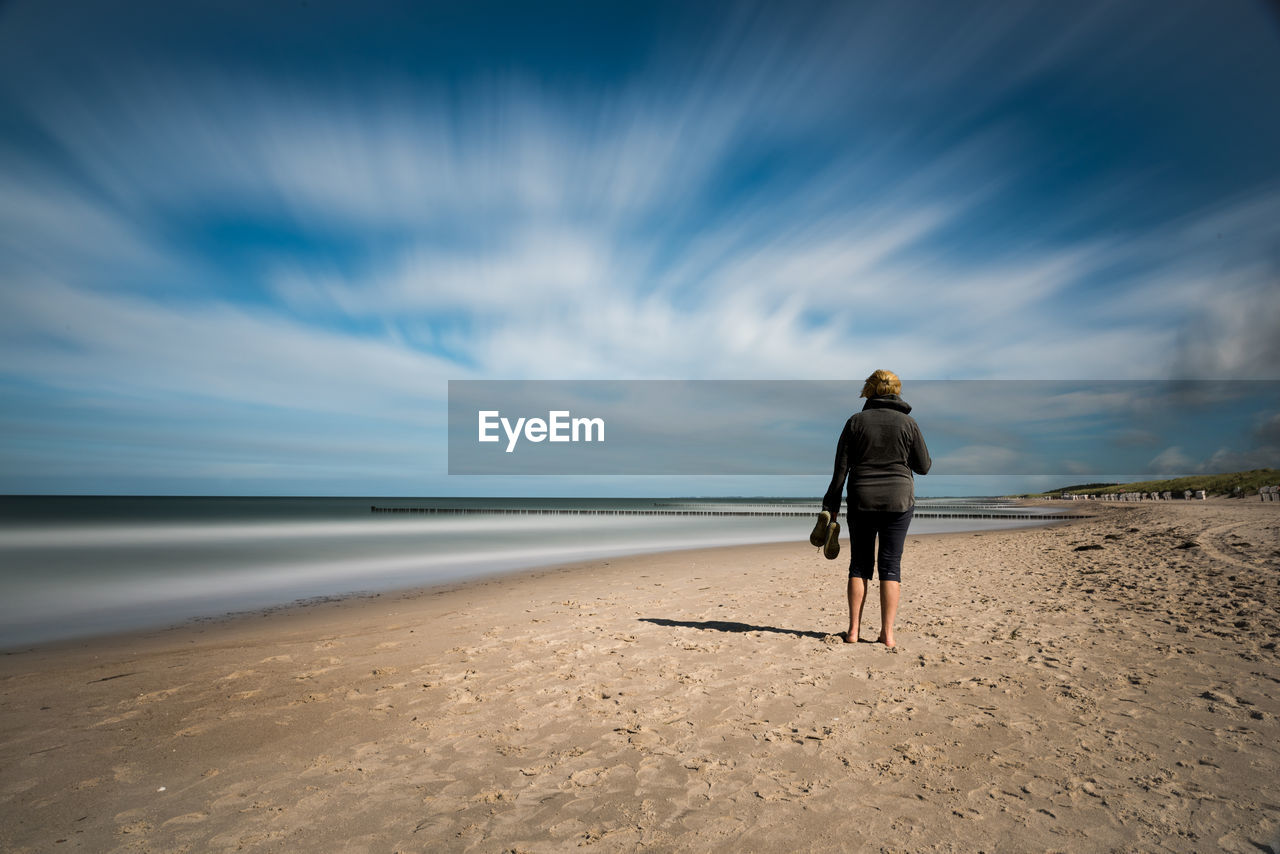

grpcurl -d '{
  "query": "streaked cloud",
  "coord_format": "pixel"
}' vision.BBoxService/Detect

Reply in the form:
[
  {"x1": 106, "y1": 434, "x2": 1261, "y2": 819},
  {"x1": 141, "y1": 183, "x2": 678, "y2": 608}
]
[{"x1": 1, "y1": 0, "x2": 1277, "y2": 493}]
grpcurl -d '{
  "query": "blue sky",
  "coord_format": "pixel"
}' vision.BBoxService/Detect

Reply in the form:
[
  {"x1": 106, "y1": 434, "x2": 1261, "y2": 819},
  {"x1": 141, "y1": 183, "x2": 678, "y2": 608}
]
[{"x1": 1, "y1": 1, "x2": 1278, "y2": 496}]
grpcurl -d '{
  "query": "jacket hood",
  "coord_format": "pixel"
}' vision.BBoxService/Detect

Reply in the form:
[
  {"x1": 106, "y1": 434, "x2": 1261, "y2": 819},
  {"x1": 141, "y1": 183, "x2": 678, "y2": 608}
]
[{"x1": 862, "y1": 393, "x2": 912, "y2": 414}]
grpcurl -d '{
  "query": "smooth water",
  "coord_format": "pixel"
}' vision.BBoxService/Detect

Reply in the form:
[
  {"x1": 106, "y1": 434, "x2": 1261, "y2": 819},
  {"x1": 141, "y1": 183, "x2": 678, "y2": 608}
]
[{"x1": 0, "y1": 496, "x2": 1063, "y2": 648}]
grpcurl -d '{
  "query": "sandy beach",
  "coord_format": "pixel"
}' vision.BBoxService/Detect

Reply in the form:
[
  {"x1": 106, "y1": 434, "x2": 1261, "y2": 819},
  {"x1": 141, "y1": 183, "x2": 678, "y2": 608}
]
[{"x1": 1, "y1": 499, "x2": 1277, "y2": 853}]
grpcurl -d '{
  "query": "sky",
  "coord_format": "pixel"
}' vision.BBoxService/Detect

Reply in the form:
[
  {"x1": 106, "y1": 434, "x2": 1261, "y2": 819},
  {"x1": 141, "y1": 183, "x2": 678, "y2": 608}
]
[{"x1": 1, "y1": 0, "x2": 1278, "y2": 497}]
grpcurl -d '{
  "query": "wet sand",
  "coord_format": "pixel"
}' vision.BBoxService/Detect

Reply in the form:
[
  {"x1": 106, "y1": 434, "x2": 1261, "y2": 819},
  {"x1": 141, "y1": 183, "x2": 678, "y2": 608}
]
[{"x1": 1, "y1": 499, "x2": 1278, "y2": 852}]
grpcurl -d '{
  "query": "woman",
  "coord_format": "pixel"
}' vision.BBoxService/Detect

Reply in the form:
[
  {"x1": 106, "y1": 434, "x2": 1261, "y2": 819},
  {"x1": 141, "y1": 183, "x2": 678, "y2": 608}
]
[{"x1": 817, "y1": 370, "x2": 930, "y2": 648}]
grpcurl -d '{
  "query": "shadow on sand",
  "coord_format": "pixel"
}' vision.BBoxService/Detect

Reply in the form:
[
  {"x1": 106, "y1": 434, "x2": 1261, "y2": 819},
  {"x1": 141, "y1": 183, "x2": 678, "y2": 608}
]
[{"x1": 639, "y1": 617, "x2": 828, "y2": 640}]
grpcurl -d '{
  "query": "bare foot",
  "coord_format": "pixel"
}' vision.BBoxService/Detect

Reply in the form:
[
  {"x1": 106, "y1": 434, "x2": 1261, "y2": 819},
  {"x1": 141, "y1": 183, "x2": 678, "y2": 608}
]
[
  {"x1": 876, "y1": 633, "x2": 896, "y2": 649},
  {"x1": 842, "y1": 630, "x2": 858, "y2": 644}
]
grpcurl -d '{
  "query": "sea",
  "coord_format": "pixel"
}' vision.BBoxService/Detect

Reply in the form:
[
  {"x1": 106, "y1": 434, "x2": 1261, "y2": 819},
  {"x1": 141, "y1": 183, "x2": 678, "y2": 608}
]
[{"x1": 0, "y1": 496, "x2": 1072, "y2": 649}]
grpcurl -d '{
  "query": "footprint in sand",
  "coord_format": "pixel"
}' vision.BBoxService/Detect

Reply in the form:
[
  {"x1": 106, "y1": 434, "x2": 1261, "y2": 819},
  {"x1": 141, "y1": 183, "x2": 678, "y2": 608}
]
[
  {"x1": 294, "y1": 666, "x2": 340, "y2": 680},
  {"x1": 91, "y1": 710, "x2": 142, "y2": 727},
  {"x1": 161, "y1": 812, "x2": 210, "y2": 827},
  {"x1": 134, "y1": 685, "x2": 190, "y2": 704},
  {"x1": 114, "y1": 817, "x2": 153, "y2": 836}
]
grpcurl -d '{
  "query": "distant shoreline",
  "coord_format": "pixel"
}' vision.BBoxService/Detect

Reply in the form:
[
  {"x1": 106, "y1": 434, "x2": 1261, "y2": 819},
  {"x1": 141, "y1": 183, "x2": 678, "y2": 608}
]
[{"x1": 0, "y1": 497, "x2": 1070, "y2": 650}]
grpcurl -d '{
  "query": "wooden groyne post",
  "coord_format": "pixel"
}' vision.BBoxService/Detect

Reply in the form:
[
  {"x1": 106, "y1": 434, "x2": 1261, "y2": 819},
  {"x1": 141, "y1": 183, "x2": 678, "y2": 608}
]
[{"x1": 368, "y1": 506, "x2": 1090, "y2": 521}]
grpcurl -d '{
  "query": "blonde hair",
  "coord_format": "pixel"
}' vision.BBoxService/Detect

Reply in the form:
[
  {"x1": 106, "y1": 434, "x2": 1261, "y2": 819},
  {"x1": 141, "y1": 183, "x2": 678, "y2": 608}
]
[{"x1": 860, "y1": 369, "x2": 901, "y2": 398}]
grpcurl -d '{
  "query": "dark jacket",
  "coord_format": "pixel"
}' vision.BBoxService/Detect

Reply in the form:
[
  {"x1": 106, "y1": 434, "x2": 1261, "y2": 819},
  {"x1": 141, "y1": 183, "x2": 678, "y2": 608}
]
[{"x1": 822, "y1": 394, "x2": 931, "y2": 515}]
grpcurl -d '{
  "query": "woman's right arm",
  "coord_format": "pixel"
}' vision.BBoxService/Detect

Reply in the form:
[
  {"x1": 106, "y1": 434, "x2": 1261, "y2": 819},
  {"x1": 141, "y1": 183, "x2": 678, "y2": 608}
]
[{"x1": 821, "y1": 420, "x2": 851, "y2": 519}]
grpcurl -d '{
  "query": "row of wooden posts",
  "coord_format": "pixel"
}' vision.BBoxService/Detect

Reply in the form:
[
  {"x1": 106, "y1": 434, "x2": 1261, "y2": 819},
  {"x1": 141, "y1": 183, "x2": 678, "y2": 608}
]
[{"x1": 368, "y1": 506, "x2": 1087, "y2": 521}]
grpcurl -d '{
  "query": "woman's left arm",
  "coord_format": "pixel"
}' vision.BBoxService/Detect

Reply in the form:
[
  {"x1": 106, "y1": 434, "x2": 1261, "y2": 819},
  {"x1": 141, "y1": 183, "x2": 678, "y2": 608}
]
[{"x1": 908, "y1": 419, "x2": 931, "y2": 476}]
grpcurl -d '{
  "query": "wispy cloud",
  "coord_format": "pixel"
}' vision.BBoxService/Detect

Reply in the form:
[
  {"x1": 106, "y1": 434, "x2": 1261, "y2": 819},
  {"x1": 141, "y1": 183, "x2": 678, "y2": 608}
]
[
  {"x1": 0, "y1": 277, "x2": 454, "y2": 418},
  {"x1": 1, "y1": 0, "x2": 1277, "y2": 492}
]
